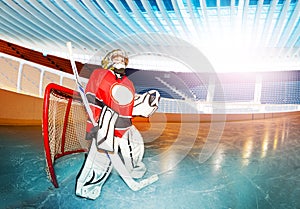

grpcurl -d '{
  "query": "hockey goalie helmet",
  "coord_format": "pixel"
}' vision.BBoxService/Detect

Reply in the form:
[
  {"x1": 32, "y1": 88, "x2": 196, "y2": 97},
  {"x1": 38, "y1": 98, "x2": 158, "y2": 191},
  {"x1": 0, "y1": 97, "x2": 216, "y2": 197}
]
[{"x1": 101, "y1": 49, "x2": 129, "y2": 76}]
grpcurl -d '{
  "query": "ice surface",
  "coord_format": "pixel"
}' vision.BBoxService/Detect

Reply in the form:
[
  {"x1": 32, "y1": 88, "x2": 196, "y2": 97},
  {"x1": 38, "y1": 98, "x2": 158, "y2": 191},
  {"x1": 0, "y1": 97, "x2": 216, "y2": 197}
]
[{"x1": 1, "y1": 116, "x2": 300, "y2": 208}]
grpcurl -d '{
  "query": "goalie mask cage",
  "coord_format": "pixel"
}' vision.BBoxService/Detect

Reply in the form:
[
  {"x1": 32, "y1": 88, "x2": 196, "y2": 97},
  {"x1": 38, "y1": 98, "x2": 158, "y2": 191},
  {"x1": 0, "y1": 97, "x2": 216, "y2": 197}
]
[{"x1": 43, "y1": 83, "x2": 91, "y2": 188}]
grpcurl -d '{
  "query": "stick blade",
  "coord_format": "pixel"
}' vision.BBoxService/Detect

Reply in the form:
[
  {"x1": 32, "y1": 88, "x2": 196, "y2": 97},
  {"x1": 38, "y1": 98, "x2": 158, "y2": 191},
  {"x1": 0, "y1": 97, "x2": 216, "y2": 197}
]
[{"x1": 131, "y1": 174, "x2": 159, "y2": 191}]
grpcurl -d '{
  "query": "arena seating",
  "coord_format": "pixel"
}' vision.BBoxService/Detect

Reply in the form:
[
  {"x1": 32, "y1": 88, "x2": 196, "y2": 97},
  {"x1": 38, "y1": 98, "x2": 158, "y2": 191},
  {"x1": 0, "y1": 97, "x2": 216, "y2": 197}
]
[{"x1": 1, "y1": 40, "x2": 300, "y2": 104}]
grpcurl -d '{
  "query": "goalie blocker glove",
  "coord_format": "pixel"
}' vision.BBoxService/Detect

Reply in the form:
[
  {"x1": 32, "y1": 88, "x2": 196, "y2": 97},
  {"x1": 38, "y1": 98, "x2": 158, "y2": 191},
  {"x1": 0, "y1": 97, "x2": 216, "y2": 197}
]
[
  {"x1": 132, "y1": 90, "x2": 160, "y2": 117},
  {"x1": 86, "y1": 105, "x2": 119, "y2": 152}
]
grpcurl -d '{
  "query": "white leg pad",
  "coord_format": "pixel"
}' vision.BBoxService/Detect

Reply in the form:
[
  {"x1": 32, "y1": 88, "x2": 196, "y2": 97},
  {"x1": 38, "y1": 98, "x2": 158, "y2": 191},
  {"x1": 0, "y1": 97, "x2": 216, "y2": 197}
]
[
  {"x1": 118, "y1": 126, "x2": 146, "y2": 179},
  {"x1": 76, "y1": 139, "x2": 112, "y2": 200}
]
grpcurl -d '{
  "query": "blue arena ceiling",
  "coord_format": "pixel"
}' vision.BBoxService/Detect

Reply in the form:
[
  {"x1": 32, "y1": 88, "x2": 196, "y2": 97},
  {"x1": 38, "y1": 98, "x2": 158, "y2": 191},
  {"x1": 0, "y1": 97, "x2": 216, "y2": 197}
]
[{"x1": 0, "y1": 0, "x2": 299, "y2": 72}]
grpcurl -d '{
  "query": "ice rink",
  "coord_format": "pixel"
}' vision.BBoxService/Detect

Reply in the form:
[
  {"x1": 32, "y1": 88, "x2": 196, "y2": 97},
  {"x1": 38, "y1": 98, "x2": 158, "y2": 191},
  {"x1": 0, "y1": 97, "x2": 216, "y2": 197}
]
[{"x1": 1, "y1": 113, "x2": 300, "y2": 209}]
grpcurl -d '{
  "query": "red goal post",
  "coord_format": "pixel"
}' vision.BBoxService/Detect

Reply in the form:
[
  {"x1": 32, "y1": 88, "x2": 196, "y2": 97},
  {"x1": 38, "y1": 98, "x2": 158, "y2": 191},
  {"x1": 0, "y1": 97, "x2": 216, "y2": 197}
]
[{"x1": 43, "y1": 83, "x2": 91, "y2": 188}]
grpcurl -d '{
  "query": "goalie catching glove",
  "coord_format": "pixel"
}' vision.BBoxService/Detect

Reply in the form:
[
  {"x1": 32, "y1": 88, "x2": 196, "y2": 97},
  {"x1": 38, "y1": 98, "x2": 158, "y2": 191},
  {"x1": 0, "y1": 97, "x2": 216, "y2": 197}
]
[
  {"x1": 132, "y1": 90, "x2": 160, "y2": 117},
  {"x1": 86, "y1": 106, "x2": 118, "y2": 152}
]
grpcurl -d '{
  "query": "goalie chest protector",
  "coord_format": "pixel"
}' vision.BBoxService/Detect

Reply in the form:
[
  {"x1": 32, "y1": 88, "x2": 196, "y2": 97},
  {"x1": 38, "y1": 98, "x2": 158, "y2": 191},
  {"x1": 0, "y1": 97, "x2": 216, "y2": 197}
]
[{"x1": 85, "y1": 69, "x2": 135, "y2": 137}]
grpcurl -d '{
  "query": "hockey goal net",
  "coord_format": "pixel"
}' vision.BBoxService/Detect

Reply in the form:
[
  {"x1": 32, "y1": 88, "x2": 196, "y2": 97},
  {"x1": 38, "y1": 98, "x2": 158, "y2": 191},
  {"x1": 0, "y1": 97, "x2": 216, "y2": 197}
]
[{"x1": 43, "y1": 83, "x2": 91, "y2": 188}]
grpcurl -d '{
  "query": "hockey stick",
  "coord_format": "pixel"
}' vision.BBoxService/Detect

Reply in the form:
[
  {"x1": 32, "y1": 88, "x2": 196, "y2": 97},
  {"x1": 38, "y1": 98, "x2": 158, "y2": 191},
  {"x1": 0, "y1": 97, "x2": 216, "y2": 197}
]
[{"x1": 66, "y1": 42, "x2": 158, "y2": 191}]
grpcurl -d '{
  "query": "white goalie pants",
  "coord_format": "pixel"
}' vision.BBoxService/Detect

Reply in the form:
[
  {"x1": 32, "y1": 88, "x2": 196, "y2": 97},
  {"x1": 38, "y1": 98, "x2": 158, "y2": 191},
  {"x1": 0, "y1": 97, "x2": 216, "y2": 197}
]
[{"x1": 75, "y1": 125, "x2": 146, "y2": 200}]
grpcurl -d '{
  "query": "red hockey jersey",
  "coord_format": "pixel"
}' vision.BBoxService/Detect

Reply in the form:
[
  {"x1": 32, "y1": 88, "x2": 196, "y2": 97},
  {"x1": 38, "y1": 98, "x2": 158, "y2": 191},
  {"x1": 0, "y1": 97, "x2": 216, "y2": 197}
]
[{"x1": 85, "y1": 69, "x2": 135, "y2": 138}]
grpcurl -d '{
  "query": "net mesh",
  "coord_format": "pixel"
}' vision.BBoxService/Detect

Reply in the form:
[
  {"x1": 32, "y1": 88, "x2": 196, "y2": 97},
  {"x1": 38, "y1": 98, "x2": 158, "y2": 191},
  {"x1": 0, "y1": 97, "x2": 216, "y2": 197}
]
[{"x1": 45, "y1": 86, "x2": 91, "y2": 182}]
